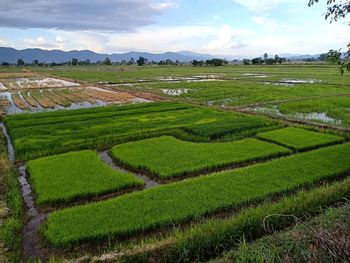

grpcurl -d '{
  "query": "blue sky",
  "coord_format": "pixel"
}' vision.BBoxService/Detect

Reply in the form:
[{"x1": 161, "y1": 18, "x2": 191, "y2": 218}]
[{"x1": 0, "y1": 0, "x2": 349, "y2": 57}]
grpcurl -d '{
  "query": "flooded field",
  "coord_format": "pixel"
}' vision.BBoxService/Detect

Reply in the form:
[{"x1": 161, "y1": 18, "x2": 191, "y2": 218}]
[
  {"x1": 0, "y1": 77, "x2": 80, "y2": 90},
  {"x1": 0, "y1": 86, "x2": 153, "y2": 114}
]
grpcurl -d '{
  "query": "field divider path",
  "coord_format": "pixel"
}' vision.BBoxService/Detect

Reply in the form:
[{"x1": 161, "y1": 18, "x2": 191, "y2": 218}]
[
  {"x1": 18, "y1": 165, "x2": 48, "y2": 261},
  {"x1": 1, "y1": 122, "x2": 47, "y2": 260},
  {"x1": 99, "y1": 151, "x2": 159, "y2": 189}
]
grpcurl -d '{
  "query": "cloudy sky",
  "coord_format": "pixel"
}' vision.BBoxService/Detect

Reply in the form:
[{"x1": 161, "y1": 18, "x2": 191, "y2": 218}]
[{"x1": 0, "y1": 0, "x2": 349, "y2": 56}]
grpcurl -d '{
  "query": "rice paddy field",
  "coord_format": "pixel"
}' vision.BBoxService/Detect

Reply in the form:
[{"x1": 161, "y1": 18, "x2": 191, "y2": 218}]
[{"x1": 0, "y1": 63, "x2": 350, "y2": 262}]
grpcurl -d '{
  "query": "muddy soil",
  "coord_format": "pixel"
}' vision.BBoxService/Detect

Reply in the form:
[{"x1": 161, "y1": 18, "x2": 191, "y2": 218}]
[{"x1": 18, "y1": 166, "x2": 48, "y2": 260}]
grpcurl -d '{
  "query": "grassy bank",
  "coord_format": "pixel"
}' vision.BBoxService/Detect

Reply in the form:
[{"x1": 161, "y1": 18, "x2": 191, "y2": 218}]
[{"x1": 0, "y1": 128, "x2": 23, "y2": 261}]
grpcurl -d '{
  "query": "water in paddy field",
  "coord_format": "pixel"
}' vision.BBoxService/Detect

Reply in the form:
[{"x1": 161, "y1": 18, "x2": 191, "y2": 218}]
[
  {"x1": 263, "y1": 82, "x2": 295, "y2": 87},
  {"x1": 294, "y1": 112, "x2": 342, "y2": 126},
  {"x1": 0, "y1": 92, "x2": 26, "y2": 114},
  {"x1": 161, "y1": 88, "x2": 189, "y2": 96},
  {"x1": 0, "y1": 91, "x2": 110, "y2": 115},
  {"x1": 281, "y1": 79, "x2": 321, "y2": 84},
  {"x1": 99, "y1": 151, "x2": 159, "y2": 189},
  {"x1": 253, "y1": 106, "x2": 282, "y2": 116},
  {"x1": 13, "y1": 77, "x2": 80, "y2": 89},
  {"x1": 241, "y1": 73, "x2": 268, "y2": 78},
  {"x1": 18, "y1": 165, "x2": 47, "y2": 260},
  {"x1": 0, "y1": 122, "x2": 15, "y2": 161},
  {"x1": 0, "y1": 82, "x2": 7, "y2": 90}
]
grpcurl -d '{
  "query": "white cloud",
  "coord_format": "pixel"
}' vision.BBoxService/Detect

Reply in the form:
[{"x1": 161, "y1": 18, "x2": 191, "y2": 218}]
[
  {"x1": 232, "y1": 0, "x2": 306, "y2": 12},
  {"x1": 0, "y1": 37, "x2": 9, "y2": 46},
  {"x1": 204, "y1": 25, "x2": 250, "y2": 51}
]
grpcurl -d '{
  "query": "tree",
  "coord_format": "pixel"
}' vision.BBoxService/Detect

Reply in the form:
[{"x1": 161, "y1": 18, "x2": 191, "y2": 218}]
[
  {"x1": 127, "y1": 58, "x2": 135, "y2": 65},
  {"x1": 266, "y1": 58, "x2": 276, "y2": 65},
  {"x1": 205, "y1": 58, "x2": 226, "y2": 66},
  {"x1": 192, "y1": 60, "x2": 204, "y2": 67},
  {"x1": 32, "y1": 59, "x2": 39, "y2": 65},
  {"x1": 309, "y1": 0, "x2": 350, "y2": 74},
  {"x1": 263, "y1": 53, "x2": 268, "y2": 62},
  {"x1": 326, "y1": 49, "x2": 342, "y2": 64},
  {"x1": 318, "y1": 53, "x2": 327, "y2": 61},
  {"x1": 137, "y1": 57, "x2": 145, "y2": 66},
  {"x1": 252, "y1": 57, "x2": 263, "y2": 65},
  {"x1": 17, "y1": 58, "x2": 25, "y2": 66},
  {"x1": 71, "y1": 58, "x2": 78, "y2": 66},
  {"x1": 243, "y1": 59, "x2": 251, "y2": 65},
  {"x1": 308, "y1": 0, "x2": 350, "y2": 23},
  {"x1": 103, "y1": 57, "x2": 112, "y2": 65}
]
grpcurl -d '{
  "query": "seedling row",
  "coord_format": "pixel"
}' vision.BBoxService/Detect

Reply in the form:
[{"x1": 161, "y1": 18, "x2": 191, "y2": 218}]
[
  {"x1": 111, "y1": 136, "x2": 290, "y2": 179},
  {"x1": 4, "y1": 102, "x2": 277, "y2": 160},
  {"x1": 44, "y1": 142, "x2": 350, "y2": 246}
]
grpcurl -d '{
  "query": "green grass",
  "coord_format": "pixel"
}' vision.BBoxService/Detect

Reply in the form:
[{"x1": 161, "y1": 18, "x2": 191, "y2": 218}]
[
  {"x1": 115, "y1": 177, "x2": 350, "y2": 263},
  {"x1": 29, "y1": 64, "x2": 349, "y2": 86},
  {"x1": 4, "y1": 102, "x2": 277, "y2": 161},
  {"x1": 0, "y1": 129, "x2": 23, "y2": 261},
  {"x1": 27, "y1": 150, "x2": 144, "y2": 206},
  {"x1": 215, "y1": 201, "x2": 350, "y2": 263},
  {"x1": 111, "y1": 136, "x2": 290, "y2": 179},
  {"x1": 257, "y1": 127, "x2": 344, "y2": 150},
  {"x1": 44, "y1": 142, "x2": 350, "y2": 247}
]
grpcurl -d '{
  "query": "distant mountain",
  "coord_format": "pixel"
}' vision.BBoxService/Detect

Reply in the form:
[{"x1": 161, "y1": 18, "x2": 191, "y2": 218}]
[
  {"x1": 0, "y1": 47, "x2": 329, "y2": 64},
  {"x1": 279, "y1": 53, "x2": 321, "y2": 60},
  {"x1": 0, "y1": 47, "x2": 222, "y2": 64}
]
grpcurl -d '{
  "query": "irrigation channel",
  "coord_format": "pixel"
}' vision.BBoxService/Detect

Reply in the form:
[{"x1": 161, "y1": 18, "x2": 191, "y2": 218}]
[
  {"x1": 1, "y1": 122, "x2": 47, "y2": 259},
  {"x1": 99, "y1": 151, "x2": 159, "y2": 189}
]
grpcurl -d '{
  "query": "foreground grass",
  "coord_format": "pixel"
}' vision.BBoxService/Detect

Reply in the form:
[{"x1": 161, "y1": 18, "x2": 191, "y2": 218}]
[
  {"x1": 257, "y1": 127, "x2": 344, "y2": 151},
  {"x1": 4, "y1": 102, "x2": 276, "y2": 161},
  {"x1": 111, "y1": 136, "x2": 290, "y2": 179},
  {"x1": 214, "y1": 202, "x2": 350, "y2": 263},
  {"x1": 44, "y1": 142, "x2": 350, "y2": 247},
  {"x1": 77, "y1": 174, "x2": 350, "y2": 263},
  {"x1": 27, "y1": 150, "x2": 144, "y2": 206},
  {"x1": 0, "y1": 129, "x2": 23, "y2": 261}
]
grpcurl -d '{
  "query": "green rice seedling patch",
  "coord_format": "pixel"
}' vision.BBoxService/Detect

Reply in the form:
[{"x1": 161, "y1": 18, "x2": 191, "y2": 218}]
[
  {"x1": 111, "y1": 136, "x2": 290, "y2": 179},
  {"x1": 27, "y1": 150, "x2": 144, "y2": 206},
  {"x1": 257, "y1": 127, "x2": 344, "y2": 150},
  {"x1": 4, "y1": 102, "x2": 277, "y2": 161},
  {"x1": 44, "y1": 142, "x2": 350, "y2": 246}
]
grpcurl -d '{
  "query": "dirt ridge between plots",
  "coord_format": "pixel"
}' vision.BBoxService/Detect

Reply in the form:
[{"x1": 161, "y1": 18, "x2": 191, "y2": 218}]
[{"x1": 0, "y1": 122, "x2": 47, "y2": 260}]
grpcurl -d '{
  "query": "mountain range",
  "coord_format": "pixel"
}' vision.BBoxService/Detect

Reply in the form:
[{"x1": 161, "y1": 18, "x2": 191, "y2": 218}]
[{"x1": 0, "y1": 47, "x2": 322, "y2": 64}]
